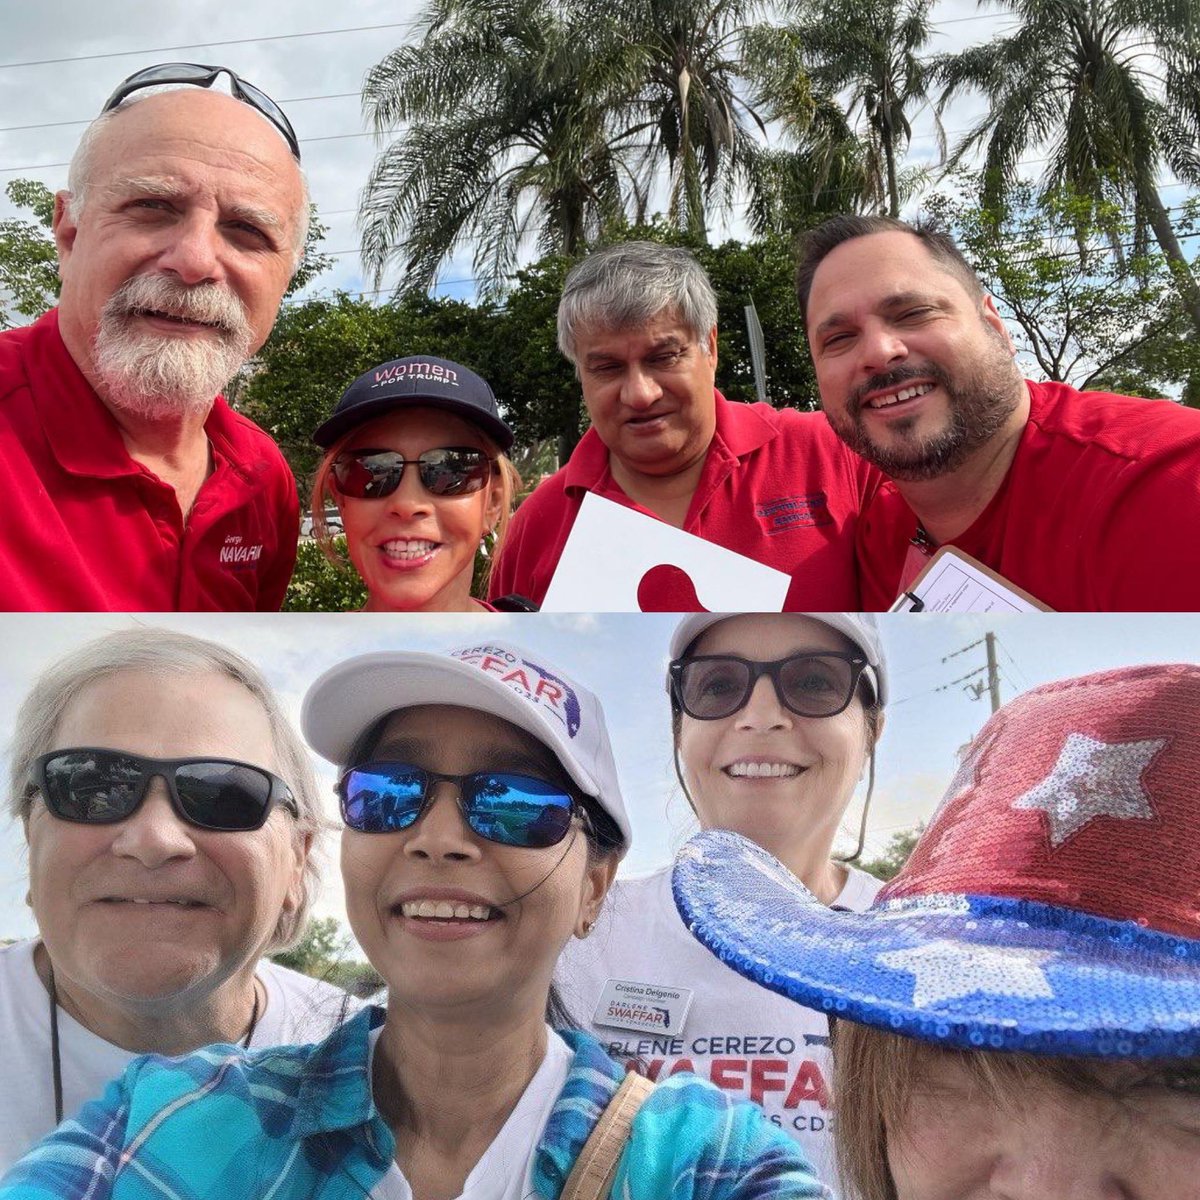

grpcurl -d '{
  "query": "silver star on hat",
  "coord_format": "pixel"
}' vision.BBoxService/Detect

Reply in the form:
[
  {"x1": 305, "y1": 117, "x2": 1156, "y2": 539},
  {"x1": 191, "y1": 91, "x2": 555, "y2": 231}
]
[{"x1": 1012, "y1": 732, "x2": 1166, "y2": 847}]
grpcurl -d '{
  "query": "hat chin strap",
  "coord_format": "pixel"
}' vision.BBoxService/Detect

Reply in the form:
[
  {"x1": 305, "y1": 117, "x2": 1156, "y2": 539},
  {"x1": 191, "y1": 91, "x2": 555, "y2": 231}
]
[
  {"x1": 671, "y1": 738, "x2": 877, "y2": 866},
  {"x1": 492, "y1": 825, "x2": 581, "y2": 908},
  {"x1": 838, "y1": 741, "x2": 875, "y2": 864}
]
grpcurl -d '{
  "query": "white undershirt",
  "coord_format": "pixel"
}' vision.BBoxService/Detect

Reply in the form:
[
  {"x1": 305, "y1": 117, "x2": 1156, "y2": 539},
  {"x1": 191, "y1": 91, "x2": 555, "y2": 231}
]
[
  {"x1": 0, "y1": 938, "x2": 359, "y2": 1172},
  {"x1": 367, "y1": 1026, "x2": 572, "y2": 1200}
]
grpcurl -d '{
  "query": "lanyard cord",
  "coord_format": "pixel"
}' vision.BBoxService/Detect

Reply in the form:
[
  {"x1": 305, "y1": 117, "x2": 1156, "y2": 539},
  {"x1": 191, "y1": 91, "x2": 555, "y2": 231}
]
[{"x1": 47, "y1": 963, "x2": 261, "y2": 1126}]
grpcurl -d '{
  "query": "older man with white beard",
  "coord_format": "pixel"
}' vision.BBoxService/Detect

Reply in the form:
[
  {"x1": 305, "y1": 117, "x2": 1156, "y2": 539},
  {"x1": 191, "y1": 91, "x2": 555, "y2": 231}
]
[{"x1": 0, "y1": 66, "x2": 307, "y2": 610}]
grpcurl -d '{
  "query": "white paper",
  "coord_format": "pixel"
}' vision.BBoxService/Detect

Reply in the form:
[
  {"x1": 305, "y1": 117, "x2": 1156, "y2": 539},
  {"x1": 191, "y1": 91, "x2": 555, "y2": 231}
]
[
  {"x1": 541, "y1": 493, "x2": 792, "y2": 612},
  {"x1": 889, "y1": 547, "x2": 1045, "y2": 613}
]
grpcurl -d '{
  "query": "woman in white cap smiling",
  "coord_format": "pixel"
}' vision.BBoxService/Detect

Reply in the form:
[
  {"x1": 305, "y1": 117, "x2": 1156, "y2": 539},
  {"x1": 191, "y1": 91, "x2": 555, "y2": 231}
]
[
  {"x1": 675, "y1": 663, "x2": 1200, "y2": 1200},
  {"x1": 309, "y1": 355, "x2": 526, "y2": 612},
  {"x1": 558, "y1": 613, "x2": 888, "y2": 1194},
  {"x1": 1, "y1": 641, "x2": 825, "y2": 1200}
]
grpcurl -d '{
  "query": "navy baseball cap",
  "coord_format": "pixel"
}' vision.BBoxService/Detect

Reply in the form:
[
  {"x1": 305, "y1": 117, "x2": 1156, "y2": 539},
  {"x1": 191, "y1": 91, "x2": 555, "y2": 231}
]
[{"x1": 313, "y1": 355, "x2": 514, "y2": 451}]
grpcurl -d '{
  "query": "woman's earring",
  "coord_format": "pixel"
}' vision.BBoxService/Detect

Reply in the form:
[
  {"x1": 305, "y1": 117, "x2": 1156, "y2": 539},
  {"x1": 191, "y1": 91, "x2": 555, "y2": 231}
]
[{"x1": 579, "y1": 919, "x2": 594, "y2": 939}]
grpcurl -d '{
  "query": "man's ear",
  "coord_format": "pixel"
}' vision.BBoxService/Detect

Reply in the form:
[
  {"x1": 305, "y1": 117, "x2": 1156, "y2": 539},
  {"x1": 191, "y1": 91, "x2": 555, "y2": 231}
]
[
  {"x1": 704, "y1": 324, "x2": 718, "y2": 370},
  {"x1": 981, "y1": 295, "x2": 1015, "y2": 354},
  {"x1": 52, "y1": 192, "x2": 78, "y2": 275}
]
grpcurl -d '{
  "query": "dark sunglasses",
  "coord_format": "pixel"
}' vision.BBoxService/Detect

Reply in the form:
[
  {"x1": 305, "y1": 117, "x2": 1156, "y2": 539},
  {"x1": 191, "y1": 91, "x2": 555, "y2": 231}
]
[
  {"x1": 101, "y1": 63, "x2": 301, "y2": 160},
  {"x1": 29, "y1": 748, "x2": 298, "y2": 833},
  {"x1": 339, "y1": 762, "x2": 581, "y2": 848},
  {"x1": 669, "y1": 652, "x2": 869, "y2": 721},
  {"x1": 332, "y1": 448, "x2": 494, "y2": 500}
]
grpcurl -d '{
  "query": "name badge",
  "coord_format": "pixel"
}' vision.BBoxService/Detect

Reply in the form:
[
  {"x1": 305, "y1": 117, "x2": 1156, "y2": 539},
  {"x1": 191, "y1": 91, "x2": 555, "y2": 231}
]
[{"x1": 592, "y1": 978, "x2": 694, "y2": 1036}]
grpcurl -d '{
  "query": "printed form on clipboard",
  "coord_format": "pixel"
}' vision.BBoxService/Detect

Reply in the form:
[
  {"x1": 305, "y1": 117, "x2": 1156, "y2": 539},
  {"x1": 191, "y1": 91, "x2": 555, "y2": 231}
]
[{"x1": 889, "y1": 545, "x2": 1054, "y2": 613}]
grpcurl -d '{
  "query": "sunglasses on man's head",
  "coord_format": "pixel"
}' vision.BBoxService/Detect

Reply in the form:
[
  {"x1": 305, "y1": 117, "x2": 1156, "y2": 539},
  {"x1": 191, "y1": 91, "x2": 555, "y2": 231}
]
[
  {"x1": 339, "y1": 762, "x2": 581, "y2": 848},
  {"x1": 332, "y1": 448, "x2": 495, "y2": 500},
  {"x1": 101, "y1": 63, "x2": 301, "y2": 160},
  {"x1": 669, "y1": 652, "x2": 870, "y2": 721},
  {"x1": 29, "y1": 748, "x2": 298, "y2": 833}
]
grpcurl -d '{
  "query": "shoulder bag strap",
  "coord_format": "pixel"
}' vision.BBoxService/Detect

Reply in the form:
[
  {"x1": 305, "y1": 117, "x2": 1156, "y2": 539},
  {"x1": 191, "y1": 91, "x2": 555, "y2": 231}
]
[{"x1": 559, "y1": 1071, "x2": 656, "y2": 1200}]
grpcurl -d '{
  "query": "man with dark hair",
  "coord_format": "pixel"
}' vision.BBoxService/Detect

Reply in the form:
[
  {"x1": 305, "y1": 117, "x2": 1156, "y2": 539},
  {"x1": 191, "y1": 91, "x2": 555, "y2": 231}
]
[
  {"x1": 0, "y1": 68, "x2": 307, "y2": 611},
  {"x1": 796, "y1": 215, "x2": 1200, "y2": 610},
  {"x1": 489, "y1": 240, "x2": 872, "y2": 610}
]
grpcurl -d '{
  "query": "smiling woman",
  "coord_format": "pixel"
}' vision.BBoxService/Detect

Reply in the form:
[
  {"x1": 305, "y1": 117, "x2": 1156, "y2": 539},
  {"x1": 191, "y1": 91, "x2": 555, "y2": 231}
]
[
  {"x1": 0, "y1": 642, "x2": 826, "y2": 1200},
  {"x1": 557, "y1": 613, "x2": 889, "y2": 1194},
  {"x1": 310, "y1": 355, "x2": 524, "y2": 612}
]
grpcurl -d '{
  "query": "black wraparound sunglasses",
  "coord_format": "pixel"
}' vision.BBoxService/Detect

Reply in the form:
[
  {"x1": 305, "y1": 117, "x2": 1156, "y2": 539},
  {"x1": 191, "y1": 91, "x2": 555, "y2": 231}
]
[
  {"x1": 29, "y1": 748, "x2": 299, "y2": 832},
  {"x1": 332, "y1": 447, "x2": 495, "y2": 500},
  {"x1": 101, "y1": 63, "x2": 301, "y2": 160}
]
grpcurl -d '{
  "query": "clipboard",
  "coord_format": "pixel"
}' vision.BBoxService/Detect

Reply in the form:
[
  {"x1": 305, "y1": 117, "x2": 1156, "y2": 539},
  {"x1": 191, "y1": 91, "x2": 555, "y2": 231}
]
[{"x1": 889, "y1": 545, "x2": 1054, "y2": 613}]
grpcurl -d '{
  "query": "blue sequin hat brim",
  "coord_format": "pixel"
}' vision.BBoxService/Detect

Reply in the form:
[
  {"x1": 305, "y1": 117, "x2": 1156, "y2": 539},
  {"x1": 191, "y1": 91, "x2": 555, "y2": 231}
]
[{"x1": 673, "y1": 830, "x2": 1200, "y2": 1059}]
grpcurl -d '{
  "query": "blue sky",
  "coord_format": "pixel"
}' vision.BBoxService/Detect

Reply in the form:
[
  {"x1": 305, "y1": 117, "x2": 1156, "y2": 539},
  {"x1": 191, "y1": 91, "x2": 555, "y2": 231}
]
[{"x1": 3, "y1": 611, "x2": 1199, "y2": 945}]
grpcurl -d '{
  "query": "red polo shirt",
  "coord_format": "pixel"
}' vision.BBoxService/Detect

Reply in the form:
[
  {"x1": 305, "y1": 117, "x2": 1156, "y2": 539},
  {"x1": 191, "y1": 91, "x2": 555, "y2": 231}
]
[
  {"x1": 489, "y1": 392, "x2": 872, "y2": 610},
  {"x1": 0, "y1": 308, "x2": 298, "y2": 611},
  {"x1": 857, "y1": 380, "x2": 1200, "y2": 611}
]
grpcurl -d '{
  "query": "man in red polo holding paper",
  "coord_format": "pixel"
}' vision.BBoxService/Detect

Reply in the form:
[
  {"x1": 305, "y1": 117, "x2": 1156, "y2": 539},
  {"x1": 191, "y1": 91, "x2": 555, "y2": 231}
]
[
  {"x1": 796, "y1": 214, "x2": 1200, "y2": 611},
  {"x1": 0, "y1": 66, "x2": 306, "y2": 611},
  {"x1": 488, "y1": 241, "x2": 871, "y2": 610}
]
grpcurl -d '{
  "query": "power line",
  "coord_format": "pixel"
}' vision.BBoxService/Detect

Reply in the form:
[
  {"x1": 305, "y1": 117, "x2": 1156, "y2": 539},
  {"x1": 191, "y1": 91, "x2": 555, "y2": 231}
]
[
  {"x1": 0, "y1": 22, "x2": 415, "y2": 72},
  {"x1": 0, "y1": 91, "x2": 363, "y2": 136},
  {"x1": 0, "y1": 7, "x2": 1019, "y2": 74}
]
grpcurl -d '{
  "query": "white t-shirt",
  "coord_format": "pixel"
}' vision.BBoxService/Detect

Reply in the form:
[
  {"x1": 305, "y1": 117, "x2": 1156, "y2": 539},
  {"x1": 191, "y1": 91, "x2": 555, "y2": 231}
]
[
  {"x1": 0, "y1": 938, "x2": 360, "y2": 1170},
  {"x1": 368, "y1": 1026, "x2": 573, "y2": 1200},
  {"x1": 555, "y1": 863, "x2": 882, "y2": 1197}
]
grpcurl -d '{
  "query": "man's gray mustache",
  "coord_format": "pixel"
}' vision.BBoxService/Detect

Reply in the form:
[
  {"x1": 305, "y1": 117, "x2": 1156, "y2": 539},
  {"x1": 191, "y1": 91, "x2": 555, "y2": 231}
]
[{"x1": 103, "y1": 276, "x2": 250, "y2": 337}]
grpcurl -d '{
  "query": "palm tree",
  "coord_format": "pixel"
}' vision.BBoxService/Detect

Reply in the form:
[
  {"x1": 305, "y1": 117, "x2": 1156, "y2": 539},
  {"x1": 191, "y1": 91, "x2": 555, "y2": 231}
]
[
  {"x1": 606, "y1": 0, "x2": 775, "y2": 240},
  {"x1": 778, "y1": 0, "x2": 940, "y2": 218},
  {"x1": 935, "y1": 0, "x2": 1200, "y2": 334},
  {"x1": 358, "y1": 0, "x2": 637, "y2": 296}
]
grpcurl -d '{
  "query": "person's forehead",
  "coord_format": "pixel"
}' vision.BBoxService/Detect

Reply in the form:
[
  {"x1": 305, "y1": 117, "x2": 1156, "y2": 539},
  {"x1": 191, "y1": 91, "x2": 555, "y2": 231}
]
[
  {"x1": 374, "y1": 705, "x2": 559, "y2": 772},
  {"x1": 87, "y1": 91, "x2": 301, "y2": 206},
  {"x1": 694, "y1": 614, "x2": 853, "y2": 657},
  {"x1": 808, "y1": 231, "x2": 968, "y2": 322},
  {"x1": 577, "y1": 311, "x2": 696, "y2": 357},
  {"x1": 54, "y1": 668, "x2": 275, "y2": 756},
  {"x1": 345, "y1": 406, "x2": 489, "y2": 452}
]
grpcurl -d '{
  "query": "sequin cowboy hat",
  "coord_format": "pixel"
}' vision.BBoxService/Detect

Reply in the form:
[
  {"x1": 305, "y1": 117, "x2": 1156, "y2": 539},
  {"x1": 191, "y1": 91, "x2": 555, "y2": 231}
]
[{"x1": 672, "y1": 664, "x2": 1200, "y2": 1059}]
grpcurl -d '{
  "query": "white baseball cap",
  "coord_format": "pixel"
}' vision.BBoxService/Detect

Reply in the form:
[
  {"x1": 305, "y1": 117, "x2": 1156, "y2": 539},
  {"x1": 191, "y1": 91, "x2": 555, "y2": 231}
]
[
  {"x1": 302, "y1": 642, "x2": 630, "y2": 854},
  {"x1": 668, "y1": 613, "x2": 888, "y2": 706}
]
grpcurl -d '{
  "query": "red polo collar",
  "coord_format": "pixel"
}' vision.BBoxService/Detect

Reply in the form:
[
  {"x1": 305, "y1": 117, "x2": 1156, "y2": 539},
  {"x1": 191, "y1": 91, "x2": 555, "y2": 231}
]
[{"x1": 561, "y1": 390, "x2": 780, "y2": 492}]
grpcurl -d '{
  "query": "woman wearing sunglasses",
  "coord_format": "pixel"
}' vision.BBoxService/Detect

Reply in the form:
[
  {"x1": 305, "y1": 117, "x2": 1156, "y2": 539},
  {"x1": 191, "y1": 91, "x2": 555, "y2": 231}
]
[
  {"x1": 676, "y1": 664, "x2": 1200, "y2": 1200},
  {"x1": 558, "y1": 614, "x2": 887, "y2": 1195},
  {"x1": 1, "y1": 643, "x2": 823, "y2": 1199},
  {"x1": 310, "y1": 355, "x2": 524, "y2": 612}
]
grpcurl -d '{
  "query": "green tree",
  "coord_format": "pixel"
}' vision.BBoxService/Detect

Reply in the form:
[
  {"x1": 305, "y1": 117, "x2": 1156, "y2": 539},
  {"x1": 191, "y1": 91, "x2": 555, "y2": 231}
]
[
  {"x1": 270, "y1": 915, "x2": 351, "y2": 975},
  {"x1": 858, "y1": 824, "x2": 922, "y2": 882},
  {"x1": 924, "y1": 175, "x2": 1200, "y2": 396},
  {"x1": 270, "y1": 916, "x2": 384, "y2": 997},
  {"x1": 935, "y1": 0, "x2": 1200, "y2": 334},
  {"x1": 607, "y1": 0, "x2": 775, "y2": 241},
  {"x1": 359, "y1": 0, "x2": 635, "y2": 296},
  {"x1": 284, "y1": 541, "x2": 368, "y2": 613},
  {"x1": 781, "y1": 0, "x2": 940, "y2": 218},
  {"x1": 0, "y1": 180, "x2": 59, "y2": 329}
]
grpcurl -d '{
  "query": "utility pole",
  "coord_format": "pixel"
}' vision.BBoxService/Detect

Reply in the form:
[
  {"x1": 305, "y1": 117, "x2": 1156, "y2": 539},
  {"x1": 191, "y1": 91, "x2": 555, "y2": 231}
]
[
  {"x1": 964, "y1": 631, "x2": 1003, "y2": 713},
  {"x1": 944, "y1": 631, "x2": 1004, "y2": 713},
  {"x1": 985, "y1": 631, "x2": 1001, "y2": 713}
]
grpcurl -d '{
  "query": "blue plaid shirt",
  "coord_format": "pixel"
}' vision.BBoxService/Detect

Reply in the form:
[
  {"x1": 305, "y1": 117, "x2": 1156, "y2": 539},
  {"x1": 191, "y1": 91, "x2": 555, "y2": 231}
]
[{"x1": 0, "y1": 1006, "x2": 826, "y2": 1199}]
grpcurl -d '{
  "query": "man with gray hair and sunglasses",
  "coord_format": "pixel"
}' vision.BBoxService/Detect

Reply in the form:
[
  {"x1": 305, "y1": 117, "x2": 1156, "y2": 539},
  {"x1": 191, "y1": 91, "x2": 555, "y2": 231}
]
[
  {"x1": 0, "y1": 626, "x2": 353, "y2": 1170},
  {"x1": 489, "y1": 241, "x2": 871, "y2": 609},
  {"x1": 0, "y1": 65, "x2": 308, "y2": 610}
]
